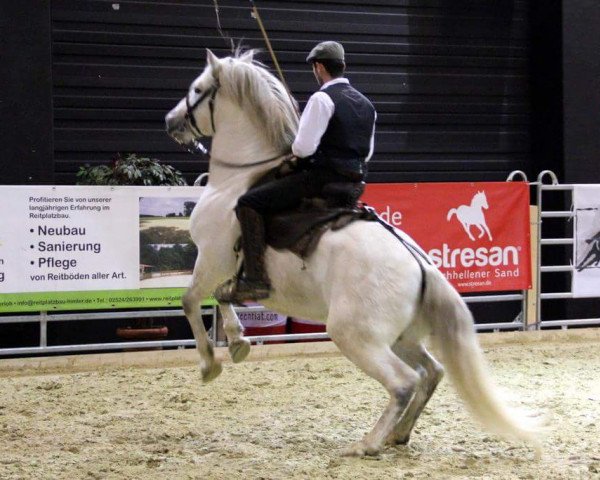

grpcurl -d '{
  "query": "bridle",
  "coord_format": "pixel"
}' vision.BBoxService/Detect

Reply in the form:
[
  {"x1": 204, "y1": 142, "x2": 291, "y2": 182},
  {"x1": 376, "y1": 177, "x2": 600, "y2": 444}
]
[
  {"x1": 185, "y1": 82, "x2": 219, "y2": 138},
  {"x1": 182, "y1": 79, "x2": 292, "y2": 170}
]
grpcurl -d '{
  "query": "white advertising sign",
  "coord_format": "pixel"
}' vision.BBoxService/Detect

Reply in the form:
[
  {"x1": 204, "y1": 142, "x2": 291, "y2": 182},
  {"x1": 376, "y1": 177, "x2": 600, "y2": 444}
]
[
  {"x1": 0, "y1": 186, "x2": 203, "y2": 295},
  {"x1": 573, "y1": 185, "x2": 600, "y2": 297}
]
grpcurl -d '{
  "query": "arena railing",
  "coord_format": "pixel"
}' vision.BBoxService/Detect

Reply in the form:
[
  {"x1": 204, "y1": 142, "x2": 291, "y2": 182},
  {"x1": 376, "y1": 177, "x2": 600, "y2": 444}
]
[
  {"x1": 236, "y1": 172, "x2": 534, "y2": 345},
  {"x1": 0, "y1": 307, "x2": 216, "y2": 356},
  {"x1": 533, "y1": 170, "x2": 600, "y2": 329},
  {"x1": 4, "y1": 171, "x2": 597, "y2": 356}
]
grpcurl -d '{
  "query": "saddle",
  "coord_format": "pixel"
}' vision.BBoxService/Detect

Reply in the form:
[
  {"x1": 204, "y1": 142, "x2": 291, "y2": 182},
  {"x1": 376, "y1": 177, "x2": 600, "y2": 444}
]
[{"x1": 263, "y1": 180, "x2": 377, "y2": 259}]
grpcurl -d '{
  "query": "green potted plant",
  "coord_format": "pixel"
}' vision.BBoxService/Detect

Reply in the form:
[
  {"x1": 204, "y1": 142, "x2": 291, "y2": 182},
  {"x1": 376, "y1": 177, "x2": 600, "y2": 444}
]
[
  {"x1": 76, "y1": 153, "x2": 187, "y2": 186},
  {"x1": 77, "y1": 153, "x2": 188, "y2": 343}
]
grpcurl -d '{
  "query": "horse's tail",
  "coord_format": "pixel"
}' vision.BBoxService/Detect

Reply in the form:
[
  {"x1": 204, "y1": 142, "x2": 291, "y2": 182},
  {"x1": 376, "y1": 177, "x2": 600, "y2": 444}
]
[
  {"x1": 446, "y1": 208, "x2": 457, "y2": 221},
  {"x1": 421, "y1": 267, "x2": 543, "y2": 457}
]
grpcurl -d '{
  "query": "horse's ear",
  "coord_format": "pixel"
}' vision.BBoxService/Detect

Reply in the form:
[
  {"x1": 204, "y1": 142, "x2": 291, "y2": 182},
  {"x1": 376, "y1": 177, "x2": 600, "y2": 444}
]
[
  {"x1": 206, "y1": 49, "x2": 221, "y2": 74},
  {"x1": 239, "y1": 49, "x2": 255, "y2": 64}
]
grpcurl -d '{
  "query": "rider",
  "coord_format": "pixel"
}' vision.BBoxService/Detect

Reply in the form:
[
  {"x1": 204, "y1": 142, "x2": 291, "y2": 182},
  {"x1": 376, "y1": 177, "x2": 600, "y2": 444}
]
[{"x1": 214, "y1": 41, "x2": 377, "y2": 304}]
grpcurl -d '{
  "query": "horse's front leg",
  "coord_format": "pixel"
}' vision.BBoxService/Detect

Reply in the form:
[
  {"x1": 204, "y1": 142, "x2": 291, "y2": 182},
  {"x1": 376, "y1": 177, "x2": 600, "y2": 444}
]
[
  {"x1": 182, "y1": 262, "x2": 222, "y2": 383},
  {"x1": 220, "y1": 303, "x2": 251, "y2": 363}
]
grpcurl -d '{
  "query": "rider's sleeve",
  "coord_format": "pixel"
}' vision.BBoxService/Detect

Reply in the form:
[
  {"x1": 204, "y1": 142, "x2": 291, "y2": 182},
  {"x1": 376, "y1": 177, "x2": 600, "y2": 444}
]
[
  {"x1": 365, "y1": 111, "x2": 377, "y2": 163},
  {"x1": 292, "y1": 91, "x2": 334, "y2": 158}
]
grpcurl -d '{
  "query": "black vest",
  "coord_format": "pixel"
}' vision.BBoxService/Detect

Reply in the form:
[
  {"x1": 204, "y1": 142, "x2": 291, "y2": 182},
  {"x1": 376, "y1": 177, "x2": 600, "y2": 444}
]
[{"x1": 313, "y1": 81, "x2": 376, "y2": 178}]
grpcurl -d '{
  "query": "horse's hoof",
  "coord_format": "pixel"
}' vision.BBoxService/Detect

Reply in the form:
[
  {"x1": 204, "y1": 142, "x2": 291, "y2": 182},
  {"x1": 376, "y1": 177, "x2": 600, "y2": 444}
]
[
  {"x1": 341, "y1": 443, "x2": 365, "y2": 457},
  {"x1": 389, "y1": 437, "x2": 410, "y2": 446},
  {"x1": 229, "y1": 338, "x2": 251, "y2": 363},
  {"x1": 341, "y1": 441, "x2": 380, "y2": 457},
  {"x1": 387, "y1": 433, "x2": 410, "y2": 446},
  {"x1": 201, "y1": 361, "x2": 223, "y2": 383}
]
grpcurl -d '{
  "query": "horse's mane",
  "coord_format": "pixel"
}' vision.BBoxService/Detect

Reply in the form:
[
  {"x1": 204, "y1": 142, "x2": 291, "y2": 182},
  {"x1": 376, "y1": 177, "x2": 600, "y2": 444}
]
[{"x1": 215, "y1": 50, "x2": 299, "y2": 152}]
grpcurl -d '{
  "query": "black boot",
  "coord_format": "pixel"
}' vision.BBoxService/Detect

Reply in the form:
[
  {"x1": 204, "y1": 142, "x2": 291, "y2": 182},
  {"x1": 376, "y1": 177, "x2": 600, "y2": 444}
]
[{"x1": 214, "y1": 206, "x2": 271, "y2": 303}]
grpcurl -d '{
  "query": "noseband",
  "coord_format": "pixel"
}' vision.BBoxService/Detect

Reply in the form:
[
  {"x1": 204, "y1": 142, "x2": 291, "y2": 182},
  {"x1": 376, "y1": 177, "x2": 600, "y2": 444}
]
[{"x1": 185, "y1": 82, "x2": 219, "y2": 137}]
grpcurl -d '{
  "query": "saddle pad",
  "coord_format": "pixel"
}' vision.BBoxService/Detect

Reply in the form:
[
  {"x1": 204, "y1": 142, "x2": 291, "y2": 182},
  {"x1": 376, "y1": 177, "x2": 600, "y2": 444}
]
[{"x1": 265, "y1": 206, "x2": 377, "y2": 259}]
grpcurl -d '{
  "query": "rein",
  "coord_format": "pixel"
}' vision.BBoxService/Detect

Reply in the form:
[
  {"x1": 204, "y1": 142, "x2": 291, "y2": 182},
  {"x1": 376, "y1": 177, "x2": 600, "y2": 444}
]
[{"x1": 210, "y1": 152, "x2": 292, "y2": 169}]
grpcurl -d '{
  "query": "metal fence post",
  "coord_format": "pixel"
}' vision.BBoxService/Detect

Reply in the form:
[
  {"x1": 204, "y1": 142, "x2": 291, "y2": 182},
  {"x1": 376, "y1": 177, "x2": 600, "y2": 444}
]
[
  {"x1": 507, "y1": 170, "x2": 534, "y2": 331},
  {"x1": 40, "y1": 311, "x2": 48, "y2": 348},
  {"x1": 536, "y1": 170, "x2": 560, "y2": 330},
  {"x1": 526, "y1": 205, "x2": 540, "y2": 330}
]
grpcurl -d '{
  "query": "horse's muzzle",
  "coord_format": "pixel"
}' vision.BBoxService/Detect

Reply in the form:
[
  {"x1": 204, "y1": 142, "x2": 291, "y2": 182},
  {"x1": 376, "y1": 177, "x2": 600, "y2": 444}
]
[
  {"x1": 164, "y1": 112, "x2": 191, "y2": 148},
  {"x1": 165, "y1": 111, "x2": 184, "y2": 137}
]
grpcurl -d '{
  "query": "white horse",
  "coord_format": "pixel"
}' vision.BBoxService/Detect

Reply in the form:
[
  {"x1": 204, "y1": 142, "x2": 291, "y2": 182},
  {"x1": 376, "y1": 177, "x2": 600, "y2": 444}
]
[
  {"x1": 165, "y1": 50, "x2": 541, "y2": 457},
  {"x1": 447, "y1": 191, "x2": 493, "y2": 241}
]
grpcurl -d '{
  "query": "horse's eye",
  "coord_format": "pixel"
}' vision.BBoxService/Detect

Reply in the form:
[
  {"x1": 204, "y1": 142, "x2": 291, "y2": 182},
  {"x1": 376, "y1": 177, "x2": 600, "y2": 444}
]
[{"x1": 194, "y1": 88, "x2": 201, "y2": 94}]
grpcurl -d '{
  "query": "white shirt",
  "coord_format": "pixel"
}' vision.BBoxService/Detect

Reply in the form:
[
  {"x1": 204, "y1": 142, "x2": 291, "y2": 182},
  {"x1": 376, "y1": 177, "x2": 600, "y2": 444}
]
[{"x1": 291, "y1": 78, "x2": 377, "y2": 161}]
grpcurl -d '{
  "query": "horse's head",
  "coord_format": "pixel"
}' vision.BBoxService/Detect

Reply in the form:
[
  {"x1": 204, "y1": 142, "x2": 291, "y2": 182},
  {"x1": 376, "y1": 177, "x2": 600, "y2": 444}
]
[
  {"x1": 165, "y1": 49, "x2": 225, "y2": 152},
  {"x1": 475, "y1": 191, "x2": 489, "y2": 209},
  {"x1": 165, "y1": 49, "x2": 298, "y2": 157}
]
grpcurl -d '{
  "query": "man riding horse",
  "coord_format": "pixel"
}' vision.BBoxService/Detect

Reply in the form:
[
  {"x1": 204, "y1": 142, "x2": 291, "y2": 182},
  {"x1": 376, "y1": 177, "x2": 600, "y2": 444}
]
[
  {"x1": 165, "y1": 46, "x2": 542, "y2": 457},
  {"x1": 215, "y1": 41, "x2": 377, "y2": 304}
]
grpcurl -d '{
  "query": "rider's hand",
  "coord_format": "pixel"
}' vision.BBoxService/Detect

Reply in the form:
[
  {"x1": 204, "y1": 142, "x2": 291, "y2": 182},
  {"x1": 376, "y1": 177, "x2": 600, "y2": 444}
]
[{"x1": 276, "y1": 156, "x2": 299, "y2": 178}]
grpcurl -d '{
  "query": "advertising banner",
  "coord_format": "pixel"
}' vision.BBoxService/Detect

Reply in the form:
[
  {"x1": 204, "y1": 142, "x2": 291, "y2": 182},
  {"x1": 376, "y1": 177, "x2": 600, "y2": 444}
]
[
  {"x1": 572, "y1": 185, "x2": 600, "y2": 297},
  {"x1": 0, "y1": 186, "x2": 212, "y2": 312},
  {"x1": 0, "y1": 182, "x2": 532, "y2": 311},
  {"x1": 362, "y1": 182, "x2": 531, "y2": 293}
]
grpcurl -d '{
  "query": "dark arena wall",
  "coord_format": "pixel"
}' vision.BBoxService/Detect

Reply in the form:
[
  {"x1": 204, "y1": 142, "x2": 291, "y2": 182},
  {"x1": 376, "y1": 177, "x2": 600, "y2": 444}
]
[
  {"x1": 2, "y1": 0, "x2": 542, "y2": 185},
  {"x1": 1, "y1": 1, "x2": 598, "y2": 184}
]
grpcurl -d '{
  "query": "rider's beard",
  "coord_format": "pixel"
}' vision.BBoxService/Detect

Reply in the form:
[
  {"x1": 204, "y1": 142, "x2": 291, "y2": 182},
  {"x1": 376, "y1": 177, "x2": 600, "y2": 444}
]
[{"x1": 313, "y1": 66, "x2": 324, "y2": 86}]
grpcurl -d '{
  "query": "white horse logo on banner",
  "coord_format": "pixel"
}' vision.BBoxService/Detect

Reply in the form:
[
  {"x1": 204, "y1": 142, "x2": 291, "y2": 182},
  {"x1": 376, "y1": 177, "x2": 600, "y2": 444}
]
[{"x1": 447, "y1": 191, "x2": 493, "y2": 241}]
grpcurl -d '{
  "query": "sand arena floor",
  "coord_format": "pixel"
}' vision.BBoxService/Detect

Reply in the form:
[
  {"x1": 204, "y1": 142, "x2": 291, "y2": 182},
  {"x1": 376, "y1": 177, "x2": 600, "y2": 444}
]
[{"x1": 0, "y1": 330, "x2": 598, "y2": 479}]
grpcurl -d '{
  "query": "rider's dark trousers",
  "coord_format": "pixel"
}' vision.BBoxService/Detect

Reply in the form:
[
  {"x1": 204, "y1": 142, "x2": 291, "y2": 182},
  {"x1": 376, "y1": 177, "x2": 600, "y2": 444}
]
[{"x1": 237, "y1": 167, "x2": 350, "y2": 215}]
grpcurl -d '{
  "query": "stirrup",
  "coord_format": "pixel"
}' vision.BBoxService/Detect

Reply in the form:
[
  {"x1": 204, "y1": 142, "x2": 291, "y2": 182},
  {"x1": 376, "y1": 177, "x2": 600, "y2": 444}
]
[{"x1": 214, "y1": 276, "x2": 271, "y2": 304}]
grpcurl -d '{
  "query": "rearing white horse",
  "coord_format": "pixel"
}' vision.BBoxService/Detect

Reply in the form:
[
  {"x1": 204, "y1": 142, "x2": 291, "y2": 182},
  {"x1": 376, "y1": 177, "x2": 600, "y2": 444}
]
[{"x1": 165, "y1": 50, "x2": 541, "y2": 457}]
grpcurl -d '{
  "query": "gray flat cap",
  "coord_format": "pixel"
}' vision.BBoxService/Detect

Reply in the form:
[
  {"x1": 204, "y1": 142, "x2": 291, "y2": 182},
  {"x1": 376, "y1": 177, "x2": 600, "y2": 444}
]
[{"x1": 306, "y1": 41, "x2": 345, "y2": 63}]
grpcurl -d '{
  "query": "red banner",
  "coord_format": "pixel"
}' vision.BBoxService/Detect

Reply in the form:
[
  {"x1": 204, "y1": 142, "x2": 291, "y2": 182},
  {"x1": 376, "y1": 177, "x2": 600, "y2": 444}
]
[{"x1": 363, "y1": 182, "x2": 531, "y2": 293}]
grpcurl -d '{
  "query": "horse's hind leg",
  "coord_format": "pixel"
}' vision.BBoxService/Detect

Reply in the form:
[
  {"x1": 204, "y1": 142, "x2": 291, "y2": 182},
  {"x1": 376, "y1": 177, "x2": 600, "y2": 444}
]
[
  {"x1": 328, "y1": 320, "x2": 421, "y2": 457},
  {"x1": 461, "y1": 222, "x2": 476, "y2": 241},
  {"x1": 387, "y1": 342, "x2": 444, "y2": 445},
  {"x1": 479, "y1": 223, "x2": 492, "y2": 241},
  {"x1": 182, "y1": 278, "x2": 222, "y2": 383},
  {"x1": 577, "y1": 249, "x2": 595, "y2": 271},
  {"x1": 220, "y1": 303, "x2": 251, "y2": 363}
]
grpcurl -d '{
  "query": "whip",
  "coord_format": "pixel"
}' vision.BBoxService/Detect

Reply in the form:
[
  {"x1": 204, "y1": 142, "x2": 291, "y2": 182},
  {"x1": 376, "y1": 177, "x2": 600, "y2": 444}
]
[
  {"x1": 249, "y1": 0, "x2": 299, "y2": 118},
  {"x1": 210, "y1": 0, "x2": 299, "y2": 117}
]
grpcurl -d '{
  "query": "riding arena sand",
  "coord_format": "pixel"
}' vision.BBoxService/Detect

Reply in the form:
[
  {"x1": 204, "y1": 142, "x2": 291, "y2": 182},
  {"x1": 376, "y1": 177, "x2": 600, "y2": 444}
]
[{"x1": 0, "y1": 329, "x2": 598, "y2": 480}]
